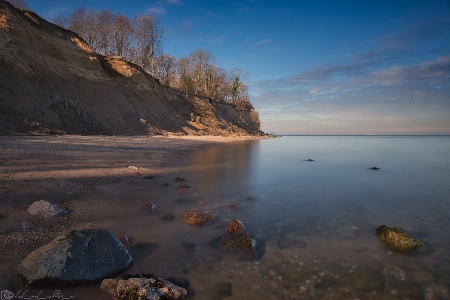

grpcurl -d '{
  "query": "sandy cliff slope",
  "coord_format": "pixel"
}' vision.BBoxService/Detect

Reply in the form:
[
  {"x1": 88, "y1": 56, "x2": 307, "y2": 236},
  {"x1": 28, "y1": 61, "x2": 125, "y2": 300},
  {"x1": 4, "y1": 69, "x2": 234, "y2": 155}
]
[{"x1": 0, "y1": 0, "x2": 263, "y2": 136}]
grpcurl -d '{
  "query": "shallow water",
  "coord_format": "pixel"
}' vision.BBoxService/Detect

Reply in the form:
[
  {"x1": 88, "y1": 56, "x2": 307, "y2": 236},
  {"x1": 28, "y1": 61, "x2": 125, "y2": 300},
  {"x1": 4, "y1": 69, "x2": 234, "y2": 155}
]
[{"x1": 27, "y1": 136, "x2": 450, "y2": 299}]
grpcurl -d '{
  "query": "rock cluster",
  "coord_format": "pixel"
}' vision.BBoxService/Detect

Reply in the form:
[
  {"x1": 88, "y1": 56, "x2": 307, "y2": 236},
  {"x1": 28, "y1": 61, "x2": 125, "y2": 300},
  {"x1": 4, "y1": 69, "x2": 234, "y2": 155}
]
[
  {"x1": 18, "y1": 229, "x2": 132, "y2": 287},
  {"x1": 101, "y1": 274, "x2": 187, "y2": 300},
  {"x1": 376, "y1": 225, "x2": 424, "y2": 251}
]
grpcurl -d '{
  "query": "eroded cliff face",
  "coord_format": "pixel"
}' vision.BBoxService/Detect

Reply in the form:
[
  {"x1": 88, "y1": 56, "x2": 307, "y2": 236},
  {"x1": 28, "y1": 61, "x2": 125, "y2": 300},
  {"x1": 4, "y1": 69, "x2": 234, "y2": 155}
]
[{"x1": 0, "y1": 0, "x2": 263, "y2": 136}]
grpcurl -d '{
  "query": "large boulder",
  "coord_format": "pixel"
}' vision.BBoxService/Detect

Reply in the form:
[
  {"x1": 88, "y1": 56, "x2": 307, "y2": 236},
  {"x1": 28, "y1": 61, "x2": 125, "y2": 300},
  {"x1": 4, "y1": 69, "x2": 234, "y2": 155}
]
[
  {"x1": 101, "y1": 274, "x2": 187, "y2": 300},
  {"x1": 18, "y1": 229, "x2": 132, "y2": 287},
  {"x1": 376, "y1": 225, "x2": 424, "y2": 251},
  {"x1": 27, "y1": 200, "x2": 69, "y2": 218}
]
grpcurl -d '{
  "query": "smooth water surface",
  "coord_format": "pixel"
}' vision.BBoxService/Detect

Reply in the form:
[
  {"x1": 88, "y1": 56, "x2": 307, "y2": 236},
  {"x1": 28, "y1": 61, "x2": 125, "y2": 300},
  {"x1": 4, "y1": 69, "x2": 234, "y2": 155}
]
[{"x1": 71, "y1": 136, "x2": 450, "y2": 299}]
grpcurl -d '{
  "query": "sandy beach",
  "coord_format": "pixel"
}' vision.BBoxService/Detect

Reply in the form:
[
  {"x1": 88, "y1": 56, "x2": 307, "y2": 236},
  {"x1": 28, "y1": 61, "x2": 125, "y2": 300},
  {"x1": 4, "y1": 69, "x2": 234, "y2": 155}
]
[{"x1": 0, "y1": 135, "x2": 259, "y2": 293}]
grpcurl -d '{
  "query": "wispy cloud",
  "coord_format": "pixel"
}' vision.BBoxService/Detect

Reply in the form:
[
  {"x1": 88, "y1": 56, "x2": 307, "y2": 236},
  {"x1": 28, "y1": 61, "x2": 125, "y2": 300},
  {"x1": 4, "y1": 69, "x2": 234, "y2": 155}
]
[
  {"x1": 165, "y1": 0, "x2": 182, "y2": 4},
  {"x1": 146, "y1": 6, "x2": 166, "y2": 15},
  {"x1": 257, "y1": 39, "x2": 271, "y2": 45}
]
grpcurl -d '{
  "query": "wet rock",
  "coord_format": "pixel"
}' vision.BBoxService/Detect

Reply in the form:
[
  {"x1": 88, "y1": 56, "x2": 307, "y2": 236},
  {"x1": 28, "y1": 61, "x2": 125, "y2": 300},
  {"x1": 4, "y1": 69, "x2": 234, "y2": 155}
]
[
  {"x1": 225, "y1": 219, "x2": 245, "y2": 234},
  {"x1": 144, "y1": 176, "x2": 156, "y2": 179},
  {"x1": 245, "y1": 196, "x2": 253, "y2": 200},
  {"x1": 276, "y1": 237, "x2": 307, "y2": 249},
  {"x1": 349, "y1": 268, "x2": 385, "y2": 292},
  {"x1": 162, "y1": 183, "x2": 170, "y2": 186},
  {"x1": 217, "y1": 232, "x2": 256, "y2": 254},
  {"x1": 164, "y1": 277, "x2": 190, "y2": 289},
  {"x1": 142, "y1": 203, "x2": 157, "y2": 211},
  {"x1": 18, "y1": 229, "x2": 132, "y2": 287},
  {"x1": 176, "y1": 184, "x2": 191, "y2": 193},
  {"x1": 223, "y1": 204, "x2": 238, "y2": 213},
  {"x1": 370, "y1": 167, "x2": 380, "y2": 170},
  {"x1": 162, "y1": 213, "x2": 174, "y2": 221},
  {"x1": 174, "y1": 177, "x2": 186, "y2": 182},
  {"x1": 181, "y1": 212, "x2": 214, "y2": 226},
  {"x1": 408, "y1": 269, "x2": 435, "y2": 284},
  {"x1": 192, "y1": 282, "x2": 232, "y2": 300},
  {"x1": 27, "y1": 200, "x2": 69, "y2": 218},
  {"x1": 376, "y1": 225, "x2": 424, "y2": 251},
  {"x1": 58, "y1": 181, "x2": 68, "y2": 188},
  {"x1": 117, "y1": 235, "x2": 130, "y2": 245},
  {"x1": 305, "y1": 159, "x2": 314, "y2": 161},
  {"x1": 21, "y1": 222, "x2": 36, "y2": 232},
  {"x1": 174, "y1": 199, "x2": 195, "y2": 204},
  {"x1": 101, "y1": 274, "x2": 187, "y2": 300},
  {"x1": 128, "y1": 166, "x2": 139, "y2": 170},
  {"x1": 0, "y1": 229, "x2": 13, "y2": 234}
]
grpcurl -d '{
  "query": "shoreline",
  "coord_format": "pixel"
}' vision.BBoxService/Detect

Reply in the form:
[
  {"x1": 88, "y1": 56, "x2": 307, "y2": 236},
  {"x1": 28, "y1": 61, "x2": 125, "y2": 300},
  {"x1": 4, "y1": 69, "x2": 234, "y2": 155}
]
[{"x1": 0, "y1": 135, "x2": 261, "y2": 293}]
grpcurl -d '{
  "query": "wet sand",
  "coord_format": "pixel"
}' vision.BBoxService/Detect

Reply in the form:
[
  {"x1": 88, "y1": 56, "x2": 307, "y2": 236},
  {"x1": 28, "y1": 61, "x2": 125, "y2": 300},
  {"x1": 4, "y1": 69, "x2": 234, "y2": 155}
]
[{"x1": 0, "y1": 135, "x2": 260, "y2": 296}]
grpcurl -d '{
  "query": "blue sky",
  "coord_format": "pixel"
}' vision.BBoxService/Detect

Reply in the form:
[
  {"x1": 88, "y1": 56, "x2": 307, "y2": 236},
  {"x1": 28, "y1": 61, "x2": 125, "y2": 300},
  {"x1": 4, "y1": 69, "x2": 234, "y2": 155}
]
[{"x1": 28, "y1": 0, "x2": 450, "y2": 135}]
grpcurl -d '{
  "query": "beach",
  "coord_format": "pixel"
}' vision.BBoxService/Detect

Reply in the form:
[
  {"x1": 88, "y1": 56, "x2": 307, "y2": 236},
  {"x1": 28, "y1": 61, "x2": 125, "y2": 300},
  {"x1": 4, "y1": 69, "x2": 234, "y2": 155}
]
[{"x1": 0, "y1": 135, "x2": 259, "y2": 293}]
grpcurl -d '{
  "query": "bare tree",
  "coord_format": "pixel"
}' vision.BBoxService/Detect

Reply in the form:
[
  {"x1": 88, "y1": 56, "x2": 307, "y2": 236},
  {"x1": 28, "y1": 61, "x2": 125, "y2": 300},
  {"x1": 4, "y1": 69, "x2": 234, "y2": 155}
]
[
  {"x1": 132, "y1": 14, "x2": 163, "y2": 76},
  {"x1": 154, "y1": 53, "x2": 177, "y2": 87},
  {"x1": 97, "y1": 10, "x2": 114, "y2": 55},
  {"x1": 111, "y1": 13, "x2": 132, "y2": 58},
  {"x1": 67, "y1": 7, "x2": 98, "y2": 50}
]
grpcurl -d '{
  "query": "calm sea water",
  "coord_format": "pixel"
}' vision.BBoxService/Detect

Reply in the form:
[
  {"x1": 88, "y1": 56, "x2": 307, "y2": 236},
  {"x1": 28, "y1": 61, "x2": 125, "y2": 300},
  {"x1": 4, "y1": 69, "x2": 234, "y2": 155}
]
[{"x1": 74, "y1": 136, "x2": 450, "y2": 299}]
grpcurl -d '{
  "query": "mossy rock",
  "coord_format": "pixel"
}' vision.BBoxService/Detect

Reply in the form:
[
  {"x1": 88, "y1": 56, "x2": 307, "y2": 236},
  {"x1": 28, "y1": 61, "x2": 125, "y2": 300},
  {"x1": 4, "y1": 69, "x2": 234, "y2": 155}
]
[{"x1": 376, "y1": 225, "x2": 424, "y2": 251}]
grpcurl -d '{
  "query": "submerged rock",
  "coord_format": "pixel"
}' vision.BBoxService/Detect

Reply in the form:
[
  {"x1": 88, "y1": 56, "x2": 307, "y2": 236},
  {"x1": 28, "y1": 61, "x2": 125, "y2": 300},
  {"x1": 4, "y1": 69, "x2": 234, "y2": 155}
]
[
  {"x1": 376, "y1": 225, "x2": 424, "y2": 251},
  {"x1": 101, "y1": 274, "x2": 187, "y2": 300},
  {"x1": 18, "y1": 229, "x2": 132, "y2": 287},
  {"x1": 27, "y1": 200, "x2": 69, "y2": 218},
  {"x1": 225, "y1": 219, "x2": 245, "y2": 234},
  {"x1": 142, "y1": 203, "x2": 158, "y2": 211},
  {"x1": 174, "y1": 177, "x2": 186, "y2": 182},
  {"x1": 176, "y1": 184, "x2": 191, "y2": 193},
  {"x1": 181, "y1": 212, "x2": 214, "y2": 226},
  {"x1": 349, "y1": 267, "x2": 385, "y2": 292},
  {"x1": 217, "y1": 232, "x2": 256, "y2": 254},
  {"x1": 21, "y1": 222, "x2": 36, "y2": 232}
]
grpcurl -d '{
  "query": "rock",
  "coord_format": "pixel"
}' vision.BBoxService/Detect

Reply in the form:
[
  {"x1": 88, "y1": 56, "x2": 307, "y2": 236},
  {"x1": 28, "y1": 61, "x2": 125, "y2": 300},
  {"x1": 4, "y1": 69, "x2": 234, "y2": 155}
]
[
  {"x1": 142, "y1": 203, "x2": 157, "y2": 211},
  {"x1": 181, "y1": 212, "x2": 214, "y2": 226},
  {"x1": 349, "y1": 268, "x2": 385, "y2": 292},
  {"x1": 217, "y1": 232, "x2": 256, "y2": 253},
  {"x1": 245, "y1": 196, "x2": 253, "y2": 200},
  {"x1": 164, "y1": 277, "x2": 190, "y2": 289},
  {"x1": 192, "y1": 282, "x2": 232, "y2": 300},
  {"x1": 58, "y1": 181, "x2": 68, "y2": 187},
  {"x1": 376, "y1": 225, "x2": 424, "y2": 251},
  {"x1": 162, "y1": 183, "x2": 170, "y2": 186},
  {"x1": 27, "y1": 200, "x2": 69, "y2": 218},
  {"x1": 128, "y1": 166, "x2": 139, "y2": 170},
  {"x1": 225, "y1": 219, "x2": 245, "y2": 234},
  {"x1": 305, "y1": 159, "x2": 314, "y2": 161},
  {"x1": 21, "y1": 222, "x2": 36, "y2": 232},
  {"x1": 162, "y1": 214, "x2": 174, "y2": 221},
  {"x1": 174, "y1": 177, "x2": 186, "y2": 182},
  {"x1": 101, "y1": 274, "x2": 187, "y2": 300},
  {"x1": 370, "y1": 167, "x2": 380, "y2": 170},
  {"x1": 194, "y1": 263, "x2": 212, "y2": 274},
  {"x1": 176, "y1": 184, "x2": 191, "y2": 193},
  {"x1": 0, "y1": 229, "x2": 13, "y2": 234},
  {"x1": 18, "y1": 229, "x2": 132, "y2": 287},
  {"x1": 144, "y1": 176, "x2": 155, "y2": 179},
  {"x1": 276, "y1": 237, "x2": 307, "y2": 249},
  {"x1": 117, "y1": 235, "x2": 130, "y2": 245},
  {"x1": 181, "y1": 242, "x2": 195, "y2": 250}
]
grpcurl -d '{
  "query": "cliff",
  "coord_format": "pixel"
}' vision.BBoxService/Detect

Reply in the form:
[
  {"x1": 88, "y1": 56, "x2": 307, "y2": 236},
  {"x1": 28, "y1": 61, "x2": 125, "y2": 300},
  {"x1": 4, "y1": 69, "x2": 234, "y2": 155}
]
[{"x1": 0, "y1": 0, "x2": 263, "y2": 136}]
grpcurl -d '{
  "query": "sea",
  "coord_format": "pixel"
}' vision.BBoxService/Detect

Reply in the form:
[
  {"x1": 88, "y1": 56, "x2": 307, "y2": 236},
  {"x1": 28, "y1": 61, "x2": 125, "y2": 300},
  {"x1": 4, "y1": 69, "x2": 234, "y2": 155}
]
[{"x1": 62, "y1": 136, "x2": 450, "y2": 299}]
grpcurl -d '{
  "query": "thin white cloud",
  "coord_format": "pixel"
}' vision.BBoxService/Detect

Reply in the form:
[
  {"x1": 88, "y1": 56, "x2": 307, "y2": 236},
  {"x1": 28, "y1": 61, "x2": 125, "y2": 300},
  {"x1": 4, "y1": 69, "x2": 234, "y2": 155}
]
[
  {"x1": 165, "y1": 0, "x2": 182, "y2": 4},
  {"x1": 257, "y1": 39, "x2": 271, "y2": 45},
  {"x1": 146, "y1": 6, "x2": 166, "y2": 15}
]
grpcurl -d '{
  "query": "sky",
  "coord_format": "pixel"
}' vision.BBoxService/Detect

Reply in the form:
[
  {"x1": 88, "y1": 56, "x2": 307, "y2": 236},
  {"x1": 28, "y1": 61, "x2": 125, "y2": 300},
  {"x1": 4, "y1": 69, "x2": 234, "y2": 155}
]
[{"x1": 27, "y1": 0, "x2": 450, "y2": 135}]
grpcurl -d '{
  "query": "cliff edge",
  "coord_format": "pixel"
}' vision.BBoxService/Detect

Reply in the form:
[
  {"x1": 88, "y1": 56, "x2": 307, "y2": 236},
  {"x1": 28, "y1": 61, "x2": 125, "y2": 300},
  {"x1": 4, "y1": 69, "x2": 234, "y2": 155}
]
[{"x1": 0, "y1": 0, "x2": 264, "y2": 136}]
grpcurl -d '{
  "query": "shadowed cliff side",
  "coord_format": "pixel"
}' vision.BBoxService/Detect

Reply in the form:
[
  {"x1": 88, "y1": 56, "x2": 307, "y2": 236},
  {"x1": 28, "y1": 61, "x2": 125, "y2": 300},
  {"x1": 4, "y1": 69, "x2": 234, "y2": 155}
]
[{"x1": 0, "y1": 0, "x2": 264, "y2": 136}]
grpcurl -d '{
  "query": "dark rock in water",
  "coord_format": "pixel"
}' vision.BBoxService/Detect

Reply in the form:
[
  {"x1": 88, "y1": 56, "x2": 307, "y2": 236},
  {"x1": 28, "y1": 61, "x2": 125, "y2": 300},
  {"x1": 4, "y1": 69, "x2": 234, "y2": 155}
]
[
  {"x1": 0, "y1": 229, "x2": 13, "y2": 234},
  {"x1": 162, "y1": 183, "x2": 170, "y2": 186},
  {"x1": 162, "y1": 213, "x2": 174, "y2": 221},
  {"x1": 305, "y1": 159, "x2": 314, "y2": 161},
  {"x1": 174, "y1": 177, "x2": 186, "y2": 182},
  {"x1": 192, "y1": 282, "x2": 232, "y2": 300},
  {"x1": 176, "y1": 184, "x2": 191, "y2": 193},
  {"x1": 376, "y1": 225, "x2": 424, "y2": 251},
  {"x1": 21, "y1": 222, "x2": 36, "y2": 232},
  {"x1": 217, "y1": 233, "x2": 256, "y2": 254},
  {"x1": 370, "y1": 167, "x2": 380, "y2": 170},
  {"x1": 18, "y1": 229, "x2": 132, "y2": 287},
  {"x1": 349, "y1": 268, "x2": 385, "y2": 292},
  {"x1": 225, "y1": 219, "x2": 245, "y2": 234},
  {"x1": 101, "y1": 274, "x2": 187, "y2": 300},
  {"x1": 181, "y1": 212, "x2": 214, "y2": 226},
  {"x1": 276, "y1": 237, "x2": 307, "y2": 249},
  {"x1": 194, "y1": 263, "x2": 212, "y2": 274},
  {"x1": 27, "y1": 200, "x2": 69, "y2": 218},
  {"x1": 58, "y1": 181, "x2": 69, "y2": 188},
  {"x1": 142, "y1": 203, "x2": 158, "y2": 211},
  {"x1": 144, "y1": 176, "x2": 156, "y2": 179},
  {"x1": 245, "y1": 196, "x2": 253, "y2": 200},
  {"x1": 117, "y1": 235, "x2": 130, "y2": 246},
  {"x1": 174, "y1": 199, "x2": 195, "y2": 204}
]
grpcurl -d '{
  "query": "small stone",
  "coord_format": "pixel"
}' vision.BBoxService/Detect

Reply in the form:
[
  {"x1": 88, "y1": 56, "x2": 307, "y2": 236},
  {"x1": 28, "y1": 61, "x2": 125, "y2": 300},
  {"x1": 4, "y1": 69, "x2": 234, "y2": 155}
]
[
  {"x1": 21, "y1": 222, "x2": 36, "y2": 232},
  {"x1": 128, "y1": 166, "x2": 138, "y2": 170},
  {"x1": 370, "y1": 167, "x2": 380, "y2": 170},
  {"x1": 217, "y1": 232, "x2": 256, "y2": 252},
  {"x1": 0, "y1": 229, "x2": 13, "y2": 234},
  {"x1": 181, "y1": 212, "x2": 214, "y2": 226},
  {"x1": 58, "y1": 181, "x2": 68, "y2": 188},
  {"x1": 144, "y1": 176, "x2": 155, "y2": 179},
  {"x1": 142, "y1": 203, "x2": 157, "y2": 211},
  {"x1": 176, "y1": 184, "x2": 191, "y2": 193},
  {"x1": 117, "y1": 235, "x2": 130, "y2": 245},
  {"x1": 226, "y1": 219, "x2": 245, "y2": 234},
  {"x1": 27, "y1": 200, "x2": 69, "y2": 218},
  {"x1": 181, "y1": 242, "x2": 195, "y2": 250},
  {"x1": 245, "y1": 196, "x2": 253, "y2": 200},
  {"x1": 162, "y1": 214, "x2": 174, "y2": 221},
  {"x1": 174, "y1": 177, "x2": 186, "y2": 182}
]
